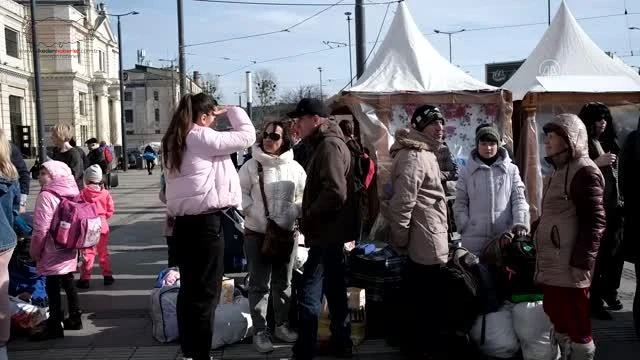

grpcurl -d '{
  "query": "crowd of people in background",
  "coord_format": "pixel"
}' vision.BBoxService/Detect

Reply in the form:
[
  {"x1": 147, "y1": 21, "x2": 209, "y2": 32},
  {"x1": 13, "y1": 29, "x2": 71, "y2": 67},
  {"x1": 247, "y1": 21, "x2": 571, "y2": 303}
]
[{"x1": 0, "y1": 91, "x2": 638, "y2": 360}]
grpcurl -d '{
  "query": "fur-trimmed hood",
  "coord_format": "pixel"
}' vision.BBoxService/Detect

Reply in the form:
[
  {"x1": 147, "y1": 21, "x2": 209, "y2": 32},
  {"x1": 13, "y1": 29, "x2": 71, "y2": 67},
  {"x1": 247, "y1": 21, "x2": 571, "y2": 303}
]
[{"x1": 389, "y1": 128, "x2": 442, "y2": 157}]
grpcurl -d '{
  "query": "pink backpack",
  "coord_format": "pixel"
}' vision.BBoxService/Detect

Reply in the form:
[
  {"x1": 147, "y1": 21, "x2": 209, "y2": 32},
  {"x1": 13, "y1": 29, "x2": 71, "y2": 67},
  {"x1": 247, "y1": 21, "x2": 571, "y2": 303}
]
[{"x1": 47, "y1": 190, "x2": 102, "y2": 249}]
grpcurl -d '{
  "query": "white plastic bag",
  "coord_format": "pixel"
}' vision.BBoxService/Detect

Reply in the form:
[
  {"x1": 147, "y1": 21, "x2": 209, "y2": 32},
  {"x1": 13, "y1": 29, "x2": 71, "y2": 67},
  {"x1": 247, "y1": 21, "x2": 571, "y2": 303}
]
[
  {"x1": 471, "y1": 304, "x2": 520, "y2": 359},
  {"x1": 367, "y1": 213, "x2": 390, "y2": 244},
  {"x1": 512, "y1": 301, "x2": 558, "y2": 360},
  {"x1": 211, "y1": 297, "x2": 253, "y2": 349}
]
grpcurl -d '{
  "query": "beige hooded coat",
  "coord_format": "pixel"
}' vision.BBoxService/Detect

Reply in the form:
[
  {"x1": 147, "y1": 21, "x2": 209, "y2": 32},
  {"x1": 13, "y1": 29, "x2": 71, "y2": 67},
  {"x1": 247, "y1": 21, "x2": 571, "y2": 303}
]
[{"x1": 382, "y1": 128, "x2": 449, "y2": 265}]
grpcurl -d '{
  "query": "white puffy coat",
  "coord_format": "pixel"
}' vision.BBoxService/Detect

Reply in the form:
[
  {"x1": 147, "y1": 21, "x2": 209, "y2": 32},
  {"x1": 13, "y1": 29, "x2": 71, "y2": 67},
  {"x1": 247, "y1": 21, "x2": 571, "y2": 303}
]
[{"x1": 239, "y1": 145, "x2": 306, "y2": 233}]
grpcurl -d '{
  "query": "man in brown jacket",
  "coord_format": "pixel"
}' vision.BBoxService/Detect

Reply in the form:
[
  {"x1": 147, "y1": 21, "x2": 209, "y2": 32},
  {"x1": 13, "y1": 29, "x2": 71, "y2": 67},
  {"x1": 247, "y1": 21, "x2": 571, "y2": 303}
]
[
  {"x1": 536, "y1": 114, "x2": 606, "y2": 360},
  {"x1": 382, "y1": 105, "x2": 450, "y2": 358},
  {"x1": 288, "y1": 98, "x2": 356, "y2": 360}
]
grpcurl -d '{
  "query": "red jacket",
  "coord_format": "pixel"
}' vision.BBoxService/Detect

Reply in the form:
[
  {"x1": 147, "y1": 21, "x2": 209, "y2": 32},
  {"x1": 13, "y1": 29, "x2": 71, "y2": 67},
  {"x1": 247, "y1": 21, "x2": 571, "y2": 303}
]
[{"x1": 81, "y1": 185, "x2": 114, "y2": 235}]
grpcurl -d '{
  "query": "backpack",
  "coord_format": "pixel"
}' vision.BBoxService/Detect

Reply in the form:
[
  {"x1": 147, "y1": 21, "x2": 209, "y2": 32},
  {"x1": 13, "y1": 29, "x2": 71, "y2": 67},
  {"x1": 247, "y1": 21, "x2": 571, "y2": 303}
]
[
  {"x1": 440, "y1": 246, "x2": 500, "y2": 334},
  {"x1": 345, "y1": 140, "x2": 376, "y2": 192},
  {"x1": 47, "y1": 190, "x2": 102, "y2": 250},
  {"x1": 102, "y1": 147, "x2": 113, "y2": 164},
  {"x1": 482, "y1": 232, "x2": 538, "y2": 297}
]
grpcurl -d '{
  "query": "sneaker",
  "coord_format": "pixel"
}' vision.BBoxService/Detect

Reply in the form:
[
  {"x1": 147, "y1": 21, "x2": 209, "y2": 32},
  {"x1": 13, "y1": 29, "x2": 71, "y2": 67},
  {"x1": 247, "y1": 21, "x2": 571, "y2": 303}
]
[
  {"x1": 104, "y1": 276, "x2": 115, "y2": 286},
  {"x1": 275, "y1": 324, "x2": 298, "y2": 343},
  {"x1": 0, "y1": 345, "x2": 7, "y2": 360},
  {"x1": 253, "y1": 331, "x2": 274, "y2": 353},
  {"x1": 76, "y1": 279, "x2": 90, "y2": 289}
]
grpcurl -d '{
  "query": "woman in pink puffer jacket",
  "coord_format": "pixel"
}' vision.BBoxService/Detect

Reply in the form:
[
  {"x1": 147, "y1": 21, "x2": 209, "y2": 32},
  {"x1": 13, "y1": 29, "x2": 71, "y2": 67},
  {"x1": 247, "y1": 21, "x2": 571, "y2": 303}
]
[
  {"x1": 162, "y1": 93, "x2": 255, "y2": 360},
  {"x1": 29, "y1": 160, "x2": 83, "y2": 341}
]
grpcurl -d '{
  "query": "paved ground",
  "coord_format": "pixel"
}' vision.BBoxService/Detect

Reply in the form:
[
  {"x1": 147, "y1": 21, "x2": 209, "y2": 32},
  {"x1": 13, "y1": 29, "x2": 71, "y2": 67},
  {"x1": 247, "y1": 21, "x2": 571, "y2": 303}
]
[{"x1": 6, "y1": 169, "x2": 639, "y2": 359}]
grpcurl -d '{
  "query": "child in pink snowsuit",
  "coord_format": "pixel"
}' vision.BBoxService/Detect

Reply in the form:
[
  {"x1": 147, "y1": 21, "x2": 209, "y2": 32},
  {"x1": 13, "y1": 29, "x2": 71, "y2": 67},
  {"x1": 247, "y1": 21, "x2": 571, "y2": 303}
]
[{"x1": 77, "y1": 165, "x2": 114, "y2": 289}]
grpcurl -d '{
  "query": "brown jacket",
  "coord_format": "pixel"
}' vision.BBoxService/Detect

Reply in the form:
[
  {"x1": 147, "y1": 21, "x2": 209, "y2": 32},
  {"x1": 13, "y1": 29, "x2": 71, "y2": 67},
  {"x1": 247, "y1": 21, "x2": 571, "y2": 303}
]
[
  {"x1": 382, "y1": 128, "x2": 449, "y2": 265},
  {"x1": 534, "y1": 114, "x2": 606, "y2": 289},
  {"x1": 300, "y1": 121, "x2": 357, "y2": 247}
]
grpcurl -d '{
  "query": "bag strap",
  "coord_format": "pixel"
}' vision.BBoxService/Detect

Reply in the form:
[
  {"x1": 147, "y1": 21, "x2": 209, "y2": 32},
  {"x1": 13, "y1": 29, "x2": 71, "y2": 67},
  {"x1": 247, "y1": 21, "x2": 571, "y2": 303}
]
[{"x1": 257, "y1": 162, "x2": 270, "y2": 219}]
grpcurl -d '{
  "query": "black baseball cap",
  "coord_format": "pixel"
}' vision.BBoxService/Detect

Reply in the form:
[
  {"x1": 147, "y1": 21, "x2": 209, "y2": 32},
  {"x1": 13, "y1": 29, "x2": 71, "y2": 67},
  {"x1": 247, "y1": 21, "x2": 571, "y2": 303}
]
[{"x1": 287, "y1": 98, "x2": 329, "y2": 119}]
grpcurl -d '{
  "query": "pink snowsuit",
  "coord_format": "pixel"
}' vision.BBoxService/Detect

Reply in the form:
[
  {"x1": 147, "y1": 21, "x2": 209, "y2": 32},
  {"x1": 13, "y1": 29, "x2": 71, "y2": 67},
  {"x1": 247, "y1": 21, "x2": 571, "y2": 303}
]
[{"x1": 79, "y1": 184, "x2": 115, "y2": 280}]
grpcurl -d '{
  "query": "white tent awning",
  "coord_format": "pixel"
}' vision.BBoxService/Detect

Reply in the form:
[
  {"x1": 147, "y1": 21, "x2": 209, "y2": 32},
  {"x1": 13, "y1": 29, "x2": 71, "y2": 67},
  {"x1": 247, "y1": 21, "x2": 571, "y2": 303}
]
[
  {"x1": 503, "y1": 0, "x2": 640, "y2": 100},
  {"x1": 346, "y1": 2, "x2": 495, "y2": 94}
]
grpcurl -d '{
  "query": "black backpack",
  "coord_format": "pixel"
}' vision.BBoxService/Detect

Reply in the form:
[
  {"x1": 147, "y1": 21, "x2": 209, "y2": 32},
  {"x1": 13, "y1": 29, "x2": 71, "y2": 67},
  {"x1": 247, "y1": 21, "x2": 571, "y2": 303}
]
[{"x1": 440, "y1": 246, "x2": 500, "y2": 334}]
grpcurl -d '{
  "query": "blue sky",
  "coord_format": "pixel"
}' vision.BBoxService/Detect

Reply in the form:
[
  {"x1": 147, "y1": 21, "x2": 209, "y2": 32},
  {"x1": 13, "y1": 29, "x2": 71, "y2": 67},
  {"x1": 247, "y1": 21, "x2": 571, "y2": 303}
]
[{"x1": 105, "y1": 0, "x2": 640, "y2": 103}]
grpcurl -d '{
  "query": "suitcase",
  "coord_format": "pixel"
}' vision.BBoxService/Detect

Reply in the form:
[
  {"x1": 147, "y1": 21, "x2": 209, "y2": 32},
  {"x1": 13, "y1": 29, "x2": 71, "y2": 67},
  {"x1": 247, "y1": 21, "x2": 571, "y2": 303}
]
[
  {"x1": 348, "y1": 245, "x2": 405, "y2": 302},
  {"x1": 104, "y1": 172, "x2": 119, "y2": 188}
]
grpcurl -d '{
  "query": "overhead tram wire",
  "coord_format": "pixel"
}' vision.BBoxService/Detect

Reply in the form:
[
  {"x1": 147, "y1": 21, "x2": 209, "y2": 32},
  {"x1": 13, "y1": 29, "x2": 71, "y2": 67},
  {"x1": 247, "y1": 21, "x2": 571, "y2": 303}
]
[
  {"x1": 185, "y1": 0, "x2": 347, "y2": 47},
  {"x1": 220, "y1": 44, "x2": 348, "y2": 76},
  {"x1": 340, "y1": 1, "x2": 391, "y2": 91},
  {"x1": 423, "y1": 11, "x2": 640, "y2": 36},
  {"x1": 193, "y1": 0, "x2": 401, "y2": 6}
]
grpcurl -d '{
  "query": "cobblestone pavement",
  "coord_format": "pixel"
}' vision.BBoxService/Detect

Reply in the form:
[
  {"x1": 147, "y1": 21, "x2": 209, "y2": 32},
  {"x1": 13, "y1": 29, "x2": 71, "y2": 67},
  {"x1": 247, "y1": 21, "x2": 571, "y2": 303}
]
[{"x1": 7, "y1": 170, "x2": 639, "y2": 359}]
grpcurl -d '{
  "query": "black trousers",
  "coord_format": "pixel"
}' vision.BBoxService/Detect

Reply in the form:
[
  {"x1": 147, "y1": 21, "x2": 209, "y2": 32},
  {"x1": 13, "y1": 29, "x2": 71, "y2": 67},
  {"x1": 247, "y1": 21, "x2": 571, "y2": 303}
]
[
  {"x1": 591, "y1": 213, "x2": 625, "y2": 307},
  {"x1": 46, "y1": 273, "x2": 80, "y2": 329},
  {"x1": 174, "y1": 212, "x2": 224, "y2": 360},
  {"x1": 146, "y1": 160, "x2": 155, "y2": 174},
  {"x1": 403, "y1": 261, "x2": 446, "y2": 354},
  {"x1": 166, "y1": 236, "x2": 178, "y2": 268}
]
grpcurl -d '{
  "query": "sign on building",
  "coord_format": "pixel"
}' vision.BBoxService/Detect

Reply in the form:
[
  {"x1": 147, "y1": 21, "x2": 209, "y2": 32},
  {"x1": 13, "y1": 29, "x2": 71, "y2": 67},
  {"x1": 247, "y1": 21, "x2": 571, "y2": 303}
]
[{"x1": 485, "y1": 60, "x2": 525, "y2": 87}]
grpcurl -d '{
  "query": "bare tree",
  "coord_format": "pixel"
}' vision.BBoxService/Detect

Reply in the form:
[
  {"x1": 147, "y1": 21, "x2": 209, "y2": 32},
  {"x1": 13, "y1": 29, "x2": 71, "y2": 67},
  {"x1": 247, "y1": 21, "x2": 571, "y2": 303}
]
[
  {"x1": 280, "y1": 84, "x2": 322, "y2": 105},
  {"x1": 254, "y1": 69, "x2": 278, "y2": 107},
  {"x1": 201, "y1": 73, "x2": 223, "y2": 102}
]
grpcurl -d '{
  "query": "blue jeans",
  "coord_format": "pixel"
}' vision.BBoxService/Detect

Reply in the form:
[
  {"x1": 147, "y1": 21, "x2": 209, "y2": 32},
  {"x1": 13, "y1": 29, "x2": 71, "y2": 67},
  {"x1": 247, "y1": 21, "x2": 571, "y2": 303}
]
[{"x1": 293, "y1": 244, "x2": 351, "y2": 359}]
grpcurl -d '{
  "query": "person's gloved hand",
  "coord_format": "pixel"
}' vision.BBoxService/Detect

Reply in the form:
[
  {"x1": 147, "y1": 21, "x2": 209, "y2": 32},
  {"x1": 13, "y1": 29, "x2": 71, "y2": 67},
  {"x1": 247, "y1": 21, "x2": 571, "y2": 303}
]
[{"x1": 512, "y1": 224, "x2": 528, "y2": 236}]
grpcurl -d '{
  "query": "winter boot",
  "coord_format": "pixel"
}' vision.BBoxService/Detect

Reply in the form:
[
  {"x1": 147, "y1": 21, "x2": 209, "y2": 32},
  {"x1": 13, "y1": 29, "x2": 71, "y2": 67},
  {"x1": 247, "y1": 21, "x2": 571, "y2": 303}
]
[
  {"x1": 63, "y1": 311, "x2": 83, "y2": 330},
  {"x1": 569, "y1": 341, "x2": 596, "y2": 360},
  {"x1": 551, "y1": 329, "x2": 570, "y2": 360}
]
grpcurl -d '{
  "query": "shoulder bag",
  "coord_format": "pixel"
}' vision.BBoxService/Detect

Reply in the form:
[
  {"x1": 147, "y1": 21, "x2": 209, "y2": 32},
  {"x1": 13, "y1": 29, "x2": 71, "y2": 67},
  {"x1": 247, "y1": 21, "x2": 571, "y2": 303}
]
[{"x1": 257, "y1": 162, "x2": 296, "y2": 263}]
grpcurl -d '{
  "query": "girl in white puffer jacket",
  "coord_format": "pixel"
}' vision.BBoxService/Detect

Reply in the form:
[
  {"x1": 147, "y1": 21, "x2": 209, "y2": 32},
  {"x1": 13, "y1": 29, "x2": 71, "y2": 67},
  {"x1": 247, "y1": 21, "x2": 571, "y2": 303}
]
[{"x1": 238, "y1": 121, "x2": 306, "y2": 353}]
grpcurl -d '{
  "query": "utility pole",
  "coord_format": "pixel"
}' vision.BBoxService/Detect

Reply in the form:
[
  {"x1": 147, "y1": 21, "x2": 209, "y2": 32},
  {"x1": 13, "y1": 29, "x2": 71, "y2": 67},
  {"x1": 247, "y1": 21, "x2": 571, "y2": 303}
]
[
  {"x1": 29, "y1": 0, "x2": 45, "y2": 163},
  {"x1": 548, "y1": 0, "x2": 551, "y2": 26},
  {"x1": 318, "y1": 67, "x2": 323, "y2": 99},
  {"x1": 345, "y1": 12, "x2": 353, "y2": 86},
  {"x1": 159, "y1": 58, "x2": 177, "y2": 108},
  {"x1": 355, "y1": 0, "x2": 366, "y2": 78},
  {"x1": 177, "y1": 0, "x2": 187, "y2": 96},
  {"x1": 246, "y1": 71, "x2": 253, "y2": 120}
]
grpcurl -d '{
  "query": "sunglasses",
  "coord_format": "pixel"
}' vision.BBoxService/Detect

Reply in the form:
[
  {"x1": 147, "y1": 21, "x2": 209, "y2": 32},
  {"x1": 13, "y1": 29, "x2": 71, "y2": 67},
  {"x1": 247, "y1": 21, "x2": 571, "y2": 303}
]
[{"x1": 263, "y1": 132, "x2": 282, "y2": 141}]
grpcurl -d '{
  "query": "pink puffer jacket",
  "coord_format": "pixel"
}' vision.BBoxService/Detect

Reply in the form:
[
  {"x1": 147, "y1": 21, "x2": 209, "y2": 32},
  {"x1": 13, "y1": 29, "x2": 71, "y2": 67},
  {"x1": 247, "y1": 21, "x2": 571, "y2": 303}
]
[
  {"x1": 29, "y1": 160, "x2": 80, "y2": 276},
  {"x1": 166, "y1": 107, "x2": 256, "y2": 216}
]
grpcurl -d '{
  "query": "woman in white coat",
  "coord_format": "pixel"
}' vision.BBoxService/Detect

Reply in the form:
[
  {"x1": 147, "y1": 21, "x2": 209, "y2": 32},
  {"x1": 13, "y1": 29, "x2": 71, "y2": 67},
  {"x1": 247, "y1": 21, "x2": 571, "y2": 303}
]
[
  {"x1": 239, "y1": 121, "x2": 307, "y2": 353},
  {"x1": 454, "y1": 125, "x2": 530, "y2": 256}
]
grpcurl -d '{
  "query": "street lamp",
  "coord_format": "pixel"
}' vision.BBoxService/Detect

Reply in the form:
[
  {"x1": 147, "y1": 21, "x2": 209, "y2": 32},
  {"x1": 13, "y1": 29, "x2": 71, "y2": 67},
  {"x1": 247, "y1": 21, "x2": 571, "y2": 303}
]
[
  {"x1": 433, "y1": 28, "x2": 465, "y2": 63},
  {"x1": 99, "y1": 4, "x2": 138, "y2": 171},
  {"x1": 345, "y1": 12, "x2": 353, "y2": 87},
  {"x1": 318, "y1": 67, "x2": 323, "y2": 99}
]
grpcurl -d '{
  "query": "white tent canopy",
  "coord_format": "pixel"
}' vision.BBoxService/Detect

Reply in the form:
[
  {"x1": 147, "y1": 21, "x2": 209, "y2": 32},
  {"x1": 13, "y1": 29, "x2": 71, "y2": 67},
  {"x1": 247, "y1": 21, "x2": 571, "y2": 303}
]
[
  {"x1": 503, "y1": 0, "x2": 640, "y2": 101},
  {"x1": 346, "y1": 1, "x2": 496, "y2": 94}
]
